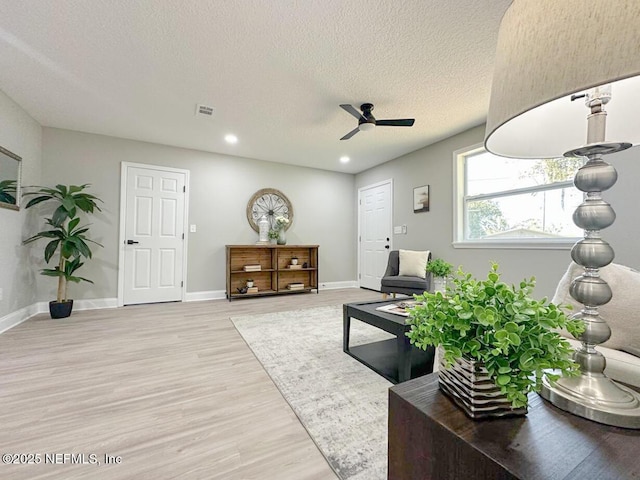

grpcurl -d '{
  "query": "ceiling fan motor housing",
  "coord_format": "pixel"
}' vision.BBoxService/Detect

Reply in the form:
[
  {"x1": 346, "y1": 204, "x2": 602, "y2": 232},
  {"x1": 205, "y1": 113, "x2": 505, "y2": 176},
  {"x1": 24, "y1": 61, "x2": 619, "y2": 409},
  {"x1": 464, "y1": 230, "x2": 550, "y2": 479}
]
[
  {"x1": 359, "y1": 103, "x2": 376, "y2": 129},
  {"x1": 339, "y1": 102, "x2": 414, "y2": 140}
]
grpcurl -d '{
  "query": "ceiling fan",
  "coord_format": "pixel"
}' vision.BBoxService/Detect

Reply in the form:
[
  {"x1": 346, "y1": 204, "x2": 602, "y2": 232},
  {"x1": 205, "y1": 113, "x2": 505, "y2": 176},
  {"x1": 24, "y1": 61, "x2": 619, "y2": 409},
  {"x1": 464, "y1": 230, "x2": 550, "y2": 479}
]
[{"x1": 339, "y1": 103, "x2": 415, "y2": 140}]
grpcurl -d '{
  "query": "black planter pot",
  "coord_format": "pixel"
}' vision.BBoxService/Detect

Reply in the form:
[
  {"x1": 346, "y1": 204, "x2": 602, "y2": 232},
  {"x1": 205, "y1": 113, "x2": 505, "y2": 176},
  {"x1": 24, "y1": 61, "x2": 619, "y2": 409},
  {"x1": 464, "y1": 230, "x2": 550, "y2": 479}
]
[{"x1": 49, "y1": 300, "x2": 73, "y2": 319}]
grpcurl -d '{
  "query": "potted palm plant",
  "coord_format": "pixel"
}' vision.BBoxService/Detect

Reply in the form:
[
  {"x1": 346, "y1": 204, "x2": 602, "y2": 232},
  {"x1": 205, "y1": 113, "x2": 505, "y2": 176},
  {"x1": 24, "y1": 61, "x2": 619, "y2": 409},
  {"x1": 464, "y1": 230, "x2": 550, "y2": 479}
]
[
  {"x1": 407, "y1": 263, "x2": 584, "y2": 417},
  {"x1": 23, "y1": 184, "x2": 103, "y2": 318}
]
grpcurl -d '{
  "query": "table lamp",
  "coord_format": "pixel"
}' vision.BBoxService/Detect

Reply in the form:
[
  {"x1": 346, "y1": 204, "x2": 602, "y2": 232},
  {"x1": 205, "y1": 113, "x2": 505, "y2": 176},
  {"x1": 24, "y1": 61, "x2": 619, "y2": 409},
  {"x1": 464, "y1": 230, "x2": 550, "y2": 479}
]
[{"x1": 484, "y1": 0, "x2": 640, "y2": 428}]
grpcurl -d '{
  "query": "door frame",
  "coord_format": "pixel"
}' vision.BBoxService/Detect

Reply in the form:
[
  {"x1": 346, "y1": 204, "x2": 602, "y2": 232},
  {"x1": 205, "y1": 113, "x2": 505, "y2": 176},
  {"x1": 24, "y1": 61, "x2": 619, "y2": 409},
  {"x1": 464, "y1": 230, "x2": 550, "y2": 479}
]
[
  {"x1": 357, "y1": 178, "x2": 393, "y2": 289},
  {"x1": 117, "y1": 162, "x2": 191, "y2": 307}
]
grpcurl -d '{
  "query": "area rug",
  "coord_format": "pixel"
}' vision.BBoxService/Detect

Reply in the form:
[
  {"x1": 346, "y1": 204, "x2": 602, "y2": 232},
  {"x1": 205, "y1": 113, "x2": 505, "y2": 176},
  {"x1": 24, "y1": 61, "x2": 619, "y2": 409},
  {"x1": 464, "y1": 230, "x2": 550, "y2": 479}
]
[{"x1": 231, "y1": 305, "x2": 393, "y2": 480}]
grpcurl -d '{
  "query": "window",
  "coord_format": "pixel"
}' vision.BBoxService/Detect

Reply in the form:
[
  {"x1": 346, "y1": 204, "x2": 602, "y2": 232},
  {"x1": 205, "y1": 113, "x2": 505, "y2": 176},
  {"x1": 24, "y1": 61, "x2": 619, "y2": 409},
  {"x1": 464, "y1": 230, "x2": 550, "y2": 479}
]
[{"x1": 453, "y1": 144, "x2": 584, "y2": 248}]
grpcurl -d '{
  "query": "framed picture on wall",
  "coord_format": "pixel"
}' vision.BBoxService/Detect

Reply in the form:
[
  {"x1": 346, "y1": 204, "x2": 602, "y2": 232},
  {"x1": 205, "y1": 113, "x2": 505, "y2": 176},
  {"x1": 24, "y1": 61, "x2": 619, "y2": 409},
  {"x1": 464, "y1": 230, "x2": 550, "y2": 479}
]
[{"x1": 413, "y1": 185, "x2": 429, "y2": 213}]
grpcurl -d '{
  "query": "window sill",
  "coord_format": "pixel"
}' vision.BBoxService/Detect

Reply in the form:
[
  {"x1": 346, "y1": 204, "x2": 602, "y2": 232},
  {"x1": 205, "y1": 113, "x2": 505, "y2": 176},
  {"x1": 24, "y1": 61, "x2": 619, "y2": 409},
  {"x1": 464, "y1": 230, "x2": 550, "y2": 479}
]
[{"x1": 452, "y1": 239, "x2": 579, "y2": 250}]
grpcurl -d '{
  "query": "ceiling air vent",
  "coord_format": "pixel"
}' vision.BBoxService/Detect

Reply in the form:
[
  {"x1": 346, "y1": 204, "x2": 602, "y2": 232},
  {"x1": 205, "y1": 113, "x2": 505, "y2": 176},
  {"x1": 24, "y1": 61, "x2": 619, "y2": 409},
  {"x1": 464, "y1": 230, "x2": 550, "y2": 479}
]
[{"x1": 195, "y1": 104, "x2": 214, "y2": 118}]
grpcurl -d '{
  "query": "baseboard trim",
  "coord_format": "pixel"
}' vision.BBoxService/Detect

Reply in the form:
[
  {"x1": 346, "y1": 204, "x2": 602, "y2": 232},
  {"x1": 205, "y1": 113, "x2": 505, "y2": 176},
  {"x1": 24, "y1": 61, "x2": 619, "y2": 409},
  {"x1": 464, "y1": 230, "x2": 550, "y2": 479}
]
[
  {"x1": 71, "y1": 298, "x2": 119, "y2": 311},
  {"x1": 0, "y1": 304, "x2": 41, "y2": 334},
  {"x1": 318, "y1": 281, "x2": 359, "y2": 290},
  {"x1": 184, "y1": 282, "x2": 359, "y2": 301},
  {"x1": 0, "y1": 297, "x2": 118, "y2": 334},
  {"x1": 1, "y1": 285, "x2": 362, "y2": 333},
  {"x1": 184, "y1": 290, "x2": 227, "y2": 302}
]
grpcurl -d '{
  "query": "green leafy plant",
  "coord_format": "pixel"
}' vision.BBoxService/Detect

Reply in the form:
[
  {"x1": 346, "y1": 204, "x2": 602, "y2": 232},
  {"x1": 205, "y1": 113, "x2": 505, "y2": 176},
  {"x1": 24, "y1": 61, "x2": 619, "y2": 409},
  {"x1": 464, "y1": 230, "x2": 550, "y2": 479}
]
[
  {"x1": 406, "y1": 263, "x2": 584, "y2": 408},
  {"x1": 23, "y1": 184, "x2": 103, "y2": 303},
  {"x1": 426, "y1": 258, "x2": 453, "y2": 278},
  {"x1": 0, "y1": 179, "x2": 17, "y2": 204},
  {"x1": 268, "y1": 229, "x2": 279, "y2": 239}
]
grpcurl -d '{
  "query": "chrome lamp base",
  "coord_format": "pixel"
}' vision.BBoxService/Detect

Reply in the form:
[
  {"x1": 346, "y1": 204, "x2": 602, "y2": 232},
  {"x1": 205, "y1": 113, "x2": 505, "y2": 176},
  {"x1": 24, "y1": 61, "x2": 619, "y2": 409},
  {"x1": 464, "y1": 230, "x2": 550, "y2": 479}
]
[
  {"x1": 541, "y1": 374, "x2": 640, "y2": 428},
  {"x1": 539, "y1": 88, "x2": 640, "y2": 429}
]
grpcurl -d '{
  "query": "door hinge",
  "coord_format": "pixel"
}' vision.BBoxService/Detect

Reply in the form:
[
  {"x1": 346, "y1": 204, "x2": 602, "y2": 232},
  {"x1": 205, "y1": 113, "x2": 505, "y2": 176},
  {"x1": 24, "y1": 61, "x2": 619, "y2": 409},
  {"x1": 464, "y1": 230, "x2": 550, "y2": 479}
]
[
  {"x1": 181, "y1": 281, "x2": 184, "y2": 287},
  {"x1": 183, "y1": 186, "x2": 186, "y2": 193},
  {"x1": 359, "y1": 273, "x2": 361, "y2": 279},
  {"x1": 182, "y1": 233, "x2": 184, "y2": 240}
]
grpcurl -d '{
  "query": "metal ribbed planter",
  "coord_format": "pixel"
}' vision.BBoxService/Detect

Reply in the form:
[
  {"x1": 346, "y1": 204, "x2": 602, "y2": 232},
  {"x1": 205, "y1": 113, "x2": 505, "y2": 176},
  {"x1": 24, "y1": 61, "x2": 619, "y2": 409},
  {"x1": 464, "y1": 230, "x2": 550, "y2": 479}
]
[{"x1": 438, "y1": 352, "x2": 527, "y2": 419}]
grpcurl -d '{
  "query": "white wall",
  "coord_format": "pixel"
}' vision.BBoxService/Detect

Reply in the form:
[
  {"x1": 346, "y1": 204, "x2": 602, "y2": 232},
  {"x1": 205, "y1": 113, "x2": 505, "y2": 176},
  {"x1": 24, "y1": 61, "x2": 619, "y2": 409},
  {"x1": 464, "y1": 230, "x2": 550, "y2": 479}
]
[
  {"x1": 356, "y1": 124, "x2": 640, "y2": 299},
  {"x1": 40, "y1": 128, "x2": 357, "y2": 300},
  {"x1": 0, "y1": 88, "x2": 42, "y2": 318}
]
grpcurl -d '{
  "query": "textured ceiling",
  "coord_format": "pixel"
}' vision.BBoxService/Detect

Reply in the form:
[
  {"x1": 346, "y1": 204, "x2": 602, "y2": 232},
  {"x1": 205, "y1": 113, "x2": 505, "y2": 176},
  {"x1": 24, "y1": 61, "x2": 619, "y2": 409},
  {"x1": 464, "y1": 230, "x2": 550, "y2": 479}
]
[{"x1": 0, "y1": 0, "x2": 512, "y2": 173}]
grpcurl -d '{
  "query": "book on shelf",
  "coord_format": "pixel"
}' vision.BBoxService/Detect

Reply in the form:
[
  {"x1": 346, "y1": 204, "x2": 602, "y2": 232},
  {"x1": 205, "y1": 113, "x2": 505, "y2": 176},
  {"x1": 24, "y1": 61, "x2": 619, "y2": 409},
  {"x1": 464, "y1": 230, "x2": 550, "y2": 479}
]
[
  {"x1": 287, "y1": 283, "x2": 305, "y2": 290},
  {"x1": 243, "y1": 265, "x2": 262, "y2": 271},
  {"x1": 287, "y1": 264, "x2": 303, "y2": 269},
  {"x1": 375, "y1": 300, "x2": 420, "y2": 317},
  {"x1": 246, "y1": 286, "x2": 259, "y2": 294}
]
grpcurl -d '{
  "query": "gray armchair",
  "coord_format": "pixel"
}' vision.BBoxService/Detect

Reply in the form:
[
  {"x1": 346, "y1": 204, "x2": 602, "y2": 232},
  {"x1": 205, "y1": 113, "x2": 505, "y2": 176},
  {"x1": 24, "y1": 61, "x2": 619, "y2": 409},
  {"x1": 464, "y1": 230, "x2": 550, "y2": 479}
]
[{"x1": 381, "y1": 250, "x2": 431, "y2": 298}]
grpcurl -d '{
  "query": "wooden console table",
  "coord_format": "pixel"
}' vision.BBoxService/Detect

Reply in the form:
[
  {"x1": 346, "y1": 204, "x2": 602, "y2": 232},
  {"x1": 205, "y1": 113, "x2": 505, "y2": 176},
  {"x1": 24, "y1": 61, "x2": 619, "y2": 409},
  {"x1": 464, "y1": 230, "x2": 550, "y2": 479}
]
[
  {"x1": 389, "y1": 373, "x2": 640, "y2": 480},
  {"x1": 226, "y1": 244, "x2": 318, "y2": 300}
]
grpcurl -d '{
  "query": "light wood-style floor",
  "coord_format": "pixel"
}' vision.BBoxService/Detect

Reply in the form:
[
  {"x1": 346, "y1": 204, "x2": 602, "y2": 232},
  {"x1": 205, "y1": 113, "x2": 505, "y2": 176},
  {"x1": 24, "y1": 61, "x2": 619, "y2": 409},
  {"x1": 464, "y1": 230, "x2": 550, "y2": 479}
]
[{"x1": 0, "y1": 288, "x2": 382, "y2": 480}]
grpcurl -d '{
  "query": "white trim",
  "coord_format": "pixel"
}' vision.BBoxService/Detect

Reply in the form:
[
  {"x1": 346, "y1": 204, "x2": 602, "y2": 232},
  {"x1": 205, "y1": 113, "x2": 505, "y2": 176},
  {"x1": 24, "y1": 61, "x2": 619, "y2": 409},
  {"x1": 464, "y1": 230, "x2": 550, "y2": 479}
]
[
  {"x1": 357, "y1": 179, "x2": 393, "y2": 289},
  {"x1": 70, "y1": 298, "x2": 119, "y2": 310},
  {"x1": 358, "y1": 178, "x2": 394, "y2": 191},
  {"x1": 453, "y1": 240, "x2": 576, "y2": 250},
  {"x1": 117, "y1": 163, "x2": 127, "y2": 306},
  {"x1": 117, "y1": 162, "x2": 190, "y2": 307},
  {"x1": 466, "y1": 180, "x2": 574, "y2": 202},
  {"x1": 184, "y1": 290, "x2": 227, "y2": 302},
  {"x1": 453, "y1": 144, "x2": 582, "y2": 249},
  {"x1": 0, "y1": 304, "x2": 40, "y2": 334},
  {"x1": 184, "y1": 282, "x2": 359, "y2": 302},
  {"x1": 0, "y1": 298, "x2": 118, "y2": 334},
  {"x1": 33, "y1": 298, "x2": 118, "y2": 313},
  {"x1": 319, "y1": 280, "x2": 359, "y2": 290},
  {"x1": 453, "y1": 143, "x2": 483, "y2": 245}
]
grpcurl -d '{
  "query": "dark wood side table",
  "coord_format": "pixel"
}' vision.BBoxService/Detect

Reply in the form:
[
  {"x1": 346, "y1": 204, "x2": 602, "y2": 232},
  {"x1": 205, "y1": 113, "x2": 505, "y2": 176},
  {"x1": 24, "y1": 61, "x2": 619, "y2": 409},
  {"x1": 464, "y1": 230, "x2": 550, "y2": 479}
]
[
  {"x1": 389, "y1": 373, "x2": 640, "y2": 480},
  {"x1": 343, "y1": 300, "x2": 434, "y2": 384}
]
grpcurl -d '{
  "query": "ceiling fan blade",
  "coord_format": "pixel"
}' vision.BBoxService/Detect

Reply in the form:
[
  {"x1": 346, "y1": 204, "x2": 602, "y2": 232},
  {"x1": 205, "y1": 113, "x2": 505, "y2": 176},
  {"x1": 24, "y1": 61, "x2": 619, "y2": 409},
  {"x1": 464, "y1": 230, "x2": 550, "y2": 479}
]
[
  {"x1": 340, "y1": 127, "x2": 360, "y2": 140},
  {"x1": 340, "y1": 104, "x2": 365, "y2": 121},
  {"x1": 375, "y1": 119, "x2": 415, "y2": 127}
]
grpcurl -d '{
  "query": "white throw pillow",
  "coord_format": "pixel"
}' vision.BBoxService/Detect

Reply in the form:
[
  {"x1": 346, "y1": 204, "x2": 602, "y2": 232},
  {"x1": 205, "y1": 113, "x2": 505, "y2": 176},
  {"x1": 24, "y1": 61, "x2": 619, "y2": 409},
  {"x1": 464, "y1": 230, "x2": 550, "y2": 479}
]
[
  {"x1": 552, "y1": 262, "x2": 640, "y2": 352},
  {"x1": 398, "y1": 250, "x2": 429, "y2": 279}
]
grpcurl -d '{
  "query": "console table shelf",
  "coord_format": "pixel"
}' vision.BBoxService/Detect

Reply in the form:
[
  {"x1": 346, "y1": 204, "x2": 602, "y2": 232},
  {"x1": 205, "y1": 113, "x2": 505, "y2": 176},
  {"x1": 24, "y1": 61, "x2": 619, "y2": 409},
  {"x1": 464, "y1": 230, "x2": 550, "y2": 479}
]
[
  {"x1": 226, "y1": 244, "x2": 318, "y2": 300},
  {"x1": 389, "y1": 373, "x2": 640, "y2": 480}
]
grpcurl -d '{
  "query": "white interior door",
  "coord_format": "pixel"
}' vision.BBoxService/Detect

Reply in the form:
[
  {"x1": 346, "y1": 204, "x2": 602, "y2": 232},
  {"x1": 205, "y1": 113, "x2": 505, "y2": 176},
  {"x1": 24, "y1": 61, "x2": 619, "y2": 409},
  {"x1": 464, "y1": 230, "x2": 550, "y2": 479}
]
[
  {"x1": 121, "y1": 164, "x2": 187, "y2": 305},
  {"x1": 358, "y1": 180, "x2": 392, "y2": 290}
]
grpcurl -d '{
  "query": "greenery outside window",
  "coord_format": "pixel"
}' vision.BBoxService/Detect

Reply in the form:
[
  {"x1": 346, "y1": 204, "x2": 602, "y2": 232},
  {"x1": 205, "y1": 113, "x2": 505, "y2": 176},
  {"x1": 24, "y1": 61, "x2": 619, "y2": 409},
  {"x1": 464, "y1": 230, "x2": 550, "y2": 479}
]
[{"x1": 453, "y1": 144, "x2": 584, "y2": 249}]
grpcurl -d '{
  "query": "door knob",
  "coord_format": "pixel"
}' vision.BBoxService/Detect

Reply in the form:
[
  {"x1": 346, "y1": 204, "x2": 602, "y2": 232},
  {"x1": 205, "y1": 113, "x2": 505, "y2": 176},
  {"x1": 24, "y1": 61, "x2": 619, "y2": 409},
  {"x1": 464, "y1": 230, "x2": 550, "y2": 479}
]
[{"x1": 126, "y1": 240, "x2": 139, "y2": 245}]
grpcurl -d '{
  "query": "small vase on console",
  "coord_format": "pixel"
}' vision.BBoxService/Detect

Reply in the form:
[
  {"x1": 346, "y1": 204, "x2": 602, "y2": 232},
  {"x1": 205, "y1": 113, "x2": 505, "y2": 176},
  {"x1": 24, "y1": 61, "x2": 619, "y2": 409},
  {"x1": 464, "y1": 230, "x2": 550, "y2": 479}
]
[{"x1": 277, "y1": 229, "x2": 286, "y2": 245}]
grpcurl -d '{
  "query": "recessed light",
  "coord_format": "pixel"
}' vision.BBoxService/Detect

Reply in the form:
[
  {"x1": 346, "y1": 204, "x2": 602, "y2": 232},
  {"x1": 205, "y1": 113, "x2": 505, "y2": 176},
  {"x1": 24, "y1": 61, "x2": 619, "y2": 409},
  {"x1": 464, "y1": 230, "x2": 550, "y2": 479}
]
[
  {"x1": 225, "y1": 134, "x2": 238, "y2": 144},
  {"x1": 340, "y1": 156, "x2": 350, "y2": 163}
]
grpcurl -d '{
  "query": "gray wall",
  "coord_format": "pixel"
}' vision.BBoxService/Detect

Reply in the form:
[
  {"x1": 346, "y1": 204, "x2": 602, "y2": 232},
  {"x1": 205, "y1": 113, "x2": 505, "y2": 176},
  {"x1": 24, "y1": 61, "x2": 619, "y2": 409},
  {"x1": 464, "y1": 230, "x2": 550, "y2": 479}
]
[
  {"x1": 8, "y1": 114, "x2": 638, "y2": 307},
  {"x1": 356, "y1": 124, "x2": 640, "y2": 299},
  {"x1": 40, "y1": 128, "x2": 357, "y2": 300},
  {"x1": 0, "y1": 88, "x2": 42, "y2": 317}
]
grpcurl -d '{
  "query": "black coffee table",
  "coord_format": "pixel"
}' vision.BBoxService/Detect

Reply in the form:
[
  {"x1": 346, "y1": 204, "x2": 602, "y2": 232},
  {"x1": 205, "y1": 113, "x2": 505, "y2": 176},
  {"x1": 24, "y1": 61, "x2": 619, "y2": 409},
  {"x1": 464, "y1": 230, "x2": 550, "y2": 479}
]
[{"x1": 343, "y1": 300, "x2": 435, "y2": 384}]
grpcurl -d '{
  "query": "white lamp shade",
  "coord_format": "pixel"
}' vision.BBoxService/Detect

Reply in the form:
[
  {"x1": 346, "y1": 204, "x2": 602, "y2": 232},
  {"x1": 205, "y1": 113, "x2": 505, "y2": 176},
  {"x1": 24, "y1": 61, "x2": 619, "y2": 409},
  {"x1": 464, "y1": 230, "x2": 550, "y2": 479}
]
[{"x1": 485, "y1": 0, "x2": 640, "y2": 158}]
